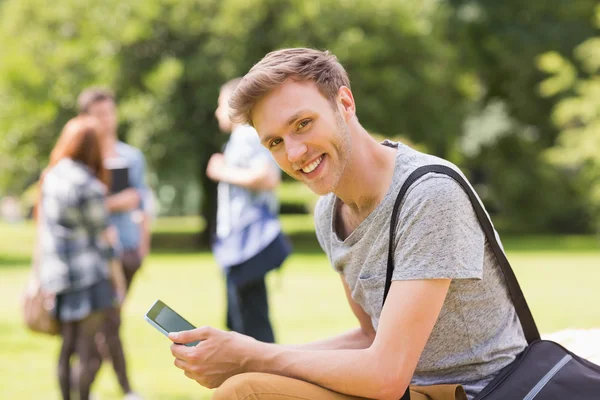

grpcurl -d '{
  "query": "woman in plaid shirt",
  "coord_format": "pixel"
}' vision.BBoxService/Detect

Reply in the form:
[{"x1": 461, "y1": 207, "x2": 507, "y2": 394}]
[{"x1": 35, "y1": 116, "x2": 126, "y2": 400}]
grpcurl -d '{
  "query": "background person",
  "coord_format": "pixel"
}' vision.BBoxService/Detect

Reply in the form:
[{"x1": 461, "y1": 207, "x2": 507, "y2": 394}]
[
  {"x1": 77, "y1": 87, "x2": 149, "y2": 400},
  {"x1": 208, "y1": 77, "x2": 290, "y2": 343},
  {"x1": 35, "y1": 116, "x2": 126, "y2": 400}
]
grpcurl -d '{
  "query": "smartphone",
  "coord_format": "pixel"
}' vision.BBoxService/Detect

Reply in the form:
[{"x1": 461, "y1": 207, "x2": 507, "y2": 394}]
[{"x1": 144, "y1": 299, "x2": 200, "y2": 347}]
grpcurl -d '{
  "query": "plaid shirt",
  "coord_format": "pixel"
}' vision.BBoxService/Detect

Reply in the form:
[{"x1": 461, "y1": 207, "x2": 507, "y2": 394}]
[{"x1": 38, "y1": 159, "x2": 115, "y2": 294}]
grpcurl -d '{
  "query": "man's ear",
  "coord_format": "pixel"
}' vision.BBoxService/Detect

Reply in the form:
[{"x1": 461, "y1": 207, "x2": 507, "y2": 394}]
[{"x1": 337, "y1": 86, "x2": 356, "y2": 121}]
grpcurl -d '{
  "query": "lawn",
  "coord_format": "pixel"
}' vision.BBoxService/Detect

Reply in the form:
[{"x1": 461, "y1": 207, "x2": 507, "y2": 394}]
[{"x1": 0, "y1": 217, "x2": 599, "y2": 399}]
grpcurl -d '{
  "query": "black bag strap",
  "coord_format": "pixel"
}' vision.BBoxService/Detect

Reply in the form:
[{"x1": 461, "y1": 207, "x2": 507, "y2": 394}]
[
  {"x1": 382, "y1": 165, "x2": 541, "y2": 400},
  {"x1": 383, "y1": 165, "x2": 540, "y2": 342}
]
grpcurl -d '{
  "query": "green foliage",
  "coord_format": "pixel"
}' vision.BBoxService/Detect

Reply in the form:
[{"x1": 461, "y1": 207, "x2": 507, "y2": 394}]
[
  {"x1": 1, "y1": 0, "x2": 599, "y2": 234},
  {"x1": 469, "y1": 134, "x2": 593, "y2": 233},
  {"x1": 450, "y1": 0, "x2": 598, "y2": 147},
  {"x1": 0, "y1": 0, "x2": 121, "y2": 190},
  {"x1": 537, "y1": 5, "x2": 600, "y2": 226},
  {"x1": 0, "y1": 0, "x2": 471, "y2": 193},
  {"x1": 448, "y1": 0, "x2": 599, "y2": 232},
  {"x1": 537, "y1": 52, "x2": 577, "y2": 97}
]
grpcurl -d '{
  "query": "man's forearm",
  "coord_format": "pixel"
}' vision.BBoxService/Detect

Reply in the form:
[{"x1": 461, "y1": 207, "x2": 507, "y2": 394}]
[
  {"x1": 110, "y1": 258, "x2": 127, "y2": 303},
  {"x1": 140, "y1": 214, "x2": 151, "y2": 256},
  {"x1": 107, "y1": 188, "x2": 140, "y2": 213},
  {"x1": 244, "y1": 342, "x2": 404, "y2": 400},
  {"x1": 286, "y1": 328, "x2": 374, "y2": 351},
  {"x1": 218, "y1": 166, "x2": 279, "y2": 191}
]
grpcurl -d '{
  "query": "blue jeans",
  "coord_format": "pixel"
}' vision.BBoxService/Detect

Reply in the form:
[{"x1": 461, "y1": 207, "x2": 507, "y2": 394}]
[{"x1": 226, "y1": 275, "x2": 275, "y2": 343}]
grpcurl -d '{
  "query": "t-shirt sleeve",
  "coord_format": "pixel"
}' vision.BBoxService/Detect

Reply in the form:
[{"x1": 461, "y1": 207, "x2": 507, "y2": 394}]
[
  {"x1": 392, "y1": 174, "x2": 485, "y2": 281},
  {"x1": 313, "y1": 196, "x2": 331, "y2": 255},
  {"x1": 128, "y1": 149, "x2": 149, "y2": 212}
]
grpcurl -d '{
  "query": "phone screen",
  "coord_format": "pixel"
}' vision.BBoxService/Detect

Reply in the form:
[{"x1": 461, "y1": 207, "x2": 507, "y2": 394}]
[
  {"x1": 146, "y1": 300, "x2": 199, "y2": 346},
  {"x1": 154, "y1": 305, "x2": 196, "y2": 333}
]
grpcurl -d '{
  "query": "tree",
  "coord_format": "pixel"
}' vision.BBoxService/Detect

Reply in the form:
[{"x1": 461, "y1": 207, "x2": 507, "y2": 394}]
[
  {"x1": 0, "y1": 0, "x2": 474, "y2": 244},
  {"x1": 447, "y1": 0, "x2": 598, "y2": 233},
  {"x1": 538, "y1": 5, "x2": 600, "y2": 229}
]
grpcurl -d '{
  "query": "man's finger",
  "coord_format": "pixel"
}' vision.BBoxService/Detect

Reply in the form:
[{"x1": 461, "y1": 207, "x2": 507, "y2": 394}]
[
  {"x1": 184, "y1": 370, "x2": 199, "y2": 382},
  {"x1": 169, "y1": 325, "x2": 213, "y2": 344},
  {"x1": 173, "y1": 357, "x2": 192, "y2": 372},
  {"x1": 170, "y1": 341, "x2": 196, "y2": 360}
]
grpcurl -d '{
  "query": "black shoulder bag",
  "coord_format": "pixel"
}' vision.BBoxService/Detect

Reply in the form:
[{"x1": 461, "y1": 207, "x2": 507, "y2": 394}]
[{"x1": 384, "y1": 165, "x2": 600, "y2": 400}]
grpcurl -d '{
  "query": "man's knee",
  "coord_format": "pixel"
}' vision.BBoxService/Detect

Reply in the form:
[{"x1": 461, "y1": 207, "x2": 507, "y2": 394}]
[{"x1": 213, "y1": 373, "x2": 272, "y2": 400}]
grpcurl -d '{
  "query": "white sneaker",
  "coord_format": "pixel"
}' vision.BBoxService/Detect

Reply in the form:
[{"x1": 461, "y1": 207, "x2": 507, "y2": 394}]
[{"x1": 124, "y1": 392, "x2": 144, "y2": 400}]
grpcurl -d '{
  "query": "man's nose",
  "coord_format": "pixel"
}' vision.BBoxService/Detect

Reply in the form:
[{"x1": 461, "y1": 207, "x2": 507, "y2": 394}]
[{"x1": 286, "y1": 138, "x2": 308, "y2": 164}]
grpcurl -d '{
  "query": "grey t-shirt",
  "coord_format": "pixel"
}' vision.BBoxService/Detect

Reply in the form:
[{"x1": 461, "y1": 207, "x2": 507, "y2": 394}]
[{"x1": 314, "y1": 141, "x2": 527, "y2": 399}]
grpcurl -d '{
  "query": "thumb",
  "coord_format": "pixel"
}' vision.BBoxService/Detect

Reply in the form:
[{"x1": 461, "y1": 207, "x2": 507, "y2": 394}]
[{"x1": 169, "y1": 326, "x2": 213, "y2": 343}]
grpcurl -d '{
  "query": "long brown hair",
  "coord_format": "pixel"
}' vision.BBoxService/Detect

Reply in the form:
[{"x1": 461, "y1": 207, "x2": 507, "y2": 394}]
[{"x1": 35, "y1": 116, "x2": 109, "y2": 218}]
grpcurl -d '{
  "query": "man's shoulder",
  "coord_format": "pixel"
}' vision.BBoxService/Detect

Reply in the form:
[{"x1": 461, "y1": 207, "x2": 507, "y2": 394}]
[
  {"x1": 312, "y1": 194, "x2": 336, "y2": 254},
  {"x1": 391, "y1": 142, "x2": 465, "y2": 192},
  {"x1": 229, "y1": 125, "x2": 274, "y2": 164},
  {"x1": 314, "y1": 194, "x2": 335, "y2": 233},
  {"x1": 314, "y1": 193, "x2": 335, "y2": 217},
  {"x1": 234, "y1": 124, "x2": 259, "y2": 135},
  {"x1": 117, "y1": 141, "x2": 144, "y2": 161},
  {"x1": 45, "y1": 161, "x2": 105, "y2": 202},
  {"x1": 231, "y1": 125, "x2": 261, "y2": 146}
]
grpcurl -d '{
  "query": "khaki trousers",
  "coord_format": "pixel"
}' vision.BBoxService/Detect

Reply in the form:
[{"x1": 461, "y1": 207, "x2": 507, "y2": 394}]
[{"x1": 213, "y1": 373, "x2": 467, "y2": 400}]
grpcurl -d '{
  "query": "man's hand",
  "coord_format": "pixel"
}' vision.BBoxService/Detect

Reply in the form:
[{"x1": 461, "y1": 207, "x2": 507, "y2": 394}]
[
  {"x1": 169, "y1": 326, "x2": 259, "y2": 388},
  {"x1": 138, "y1": 239, "x2": 150, "y2": 259},
  {"x1": 106, "y1": 188, "x2": 140, "y2": 213},
  {"x1": 109, "y1": 258, "x2": 127, "y2": 306},
  {"x1": 206, "y1": 153, "x2": 280, "y2": 190},
  {"x1": 206, "y1": 153, "x2": 226, "y2": 182},
  {"x1": 105, "y1": 226, "x2": 119, "y2": 245}
]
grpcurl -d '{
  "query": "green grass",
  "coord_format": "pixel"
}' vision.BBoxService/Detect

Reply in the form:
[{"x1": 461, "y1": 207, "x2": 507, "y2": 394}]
[{"x1": 1, "y1": 217, "x2": 599, "y2": 399}]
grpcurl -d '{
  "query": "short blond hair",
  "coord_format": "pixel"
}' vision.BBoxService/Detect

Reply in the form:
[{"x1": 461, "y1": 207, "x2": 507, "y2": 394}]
[
  {"x1": 229, "y1": 48, "x2": 350, "y2": 126},
  {"x1": 220, "y1": 77, "x2": 242, "y2": 97}
]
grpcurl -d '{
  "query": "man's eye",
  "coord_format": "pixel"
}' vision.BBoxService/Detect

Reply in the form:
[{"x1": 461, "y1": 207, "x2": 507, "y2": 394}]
[
  {"x1": 270, "y1": 138, "x2": 282, "y2": 147},
  {"x1": 298, "y1": 119, "x2": 312, "y2": 130}
]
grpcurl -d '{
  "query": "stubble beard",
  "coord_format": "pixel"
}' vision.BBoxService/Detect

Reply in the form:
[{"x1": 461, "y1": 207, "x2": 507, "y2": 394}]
[{"x1": 311, "y1": 113, "x2": 352, "y2": 195}]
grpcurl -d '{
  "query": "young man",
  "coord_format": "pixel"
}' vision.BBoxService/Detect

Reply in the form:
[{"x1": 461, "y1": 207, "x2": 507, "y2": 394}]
[
  {"x1": 207, "y1": 78, "x2": 284, "y2": 343},
  {"x1": 77, "y1": 87, "x2": 150, "y2": 400},
  {"x1": 168, "y1": 49, "x2": 527, "y2": 400},
  {"x1": 78, "y1": 88, "x2": 152, "y2": 281}
]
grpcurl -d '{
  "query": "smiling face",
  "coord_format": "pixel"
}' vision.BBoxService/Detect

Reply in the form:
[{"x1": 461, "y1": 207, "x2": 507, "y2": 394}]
[{"x1": 252, "y1": 80, "x2": 353, "y2": 195}]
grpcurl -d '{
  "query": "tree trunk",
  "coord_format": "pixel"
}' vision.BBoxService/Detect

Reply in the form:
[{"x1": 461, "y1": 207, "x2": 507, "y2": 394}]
[{"x1": 198, "y1": 140, "x2": 220, "y2": 248}]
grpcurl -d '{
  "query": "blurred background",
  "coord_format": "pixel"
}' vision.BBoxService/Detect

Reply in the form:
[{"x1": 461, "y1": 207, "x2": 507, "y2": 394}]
[{"x1": 1, "y1": 0, "x2": 599, "y2": 399}]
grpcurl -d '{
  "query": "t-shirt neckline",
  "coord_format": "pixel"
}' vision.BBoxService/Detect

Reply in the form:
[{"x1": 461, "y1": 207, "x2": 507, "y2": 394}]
[{"x1": 330, "y1": 140, "x2": 401, "y2": 245}]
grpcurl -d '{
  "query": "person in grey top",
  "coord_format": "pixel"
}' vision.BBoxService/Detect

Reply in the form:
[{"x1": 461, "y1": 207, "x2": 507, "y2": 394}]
[
  {"x1": 313, "y1": 139, "x2": 527, "y2": 398},
  {"x1": 167, "y1": 48, "x2": 527, "y2": 400}
]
